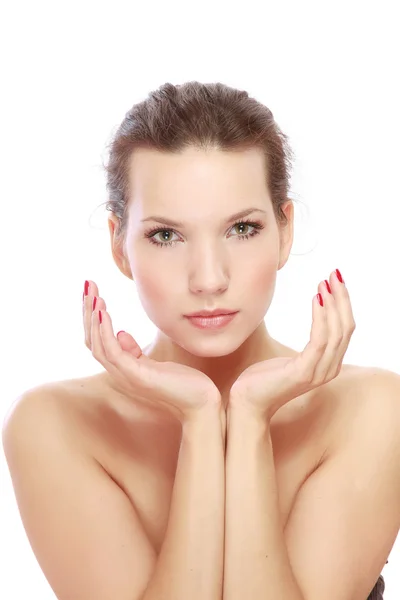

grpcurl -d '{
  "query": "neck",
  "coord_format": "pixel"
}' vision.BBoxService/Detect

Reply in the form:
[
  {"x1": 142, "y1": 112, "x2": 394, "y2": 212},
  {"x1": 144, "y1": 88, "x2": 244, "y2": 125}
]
[{"x1": 145, "y1": 321, "x2": 292, "y2": 407}]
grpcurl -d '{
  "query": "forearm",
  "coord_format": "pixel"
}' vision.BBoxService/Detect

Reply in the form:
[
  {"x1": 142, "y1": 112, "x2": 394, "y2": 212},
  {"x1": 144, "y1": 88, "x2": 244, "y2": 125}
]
[
  {"x1": 143, "y1": 403, "x2": 226, "y2": 600},
  {"x1": 223, "y1": 405, "x2": 304, "y2": 600}
]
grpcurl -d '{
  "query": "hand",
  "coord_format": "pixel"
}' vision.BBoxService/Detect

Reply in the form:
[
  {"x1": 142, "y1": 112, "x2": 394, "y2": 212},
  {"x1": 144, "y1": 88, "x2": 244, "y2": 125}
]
[
  {"x1": 229, "y1": 271, "x2": 356, "y2": 421},
  {"x1": 82, "y1": 280, "x2": 221, "y2": 423}
]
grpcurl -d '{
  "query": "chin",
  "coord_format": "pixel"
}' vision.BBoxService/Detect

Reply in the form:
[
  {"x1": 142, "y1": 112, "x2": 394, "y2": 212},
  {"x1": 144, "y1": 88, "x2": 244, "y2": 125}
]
[{"x1": 177, "y1": 330, "x2": 251, "y2": 359}]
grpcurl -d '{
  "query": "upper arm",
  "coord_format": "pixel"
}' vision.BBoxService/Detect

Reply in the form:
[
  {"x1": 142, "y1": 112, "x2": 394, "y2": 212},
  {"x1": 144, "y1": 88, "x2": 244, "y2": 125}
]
[
  {"x1": 2, "y1": 389, "x2": 157, "y2": 600},
  {"x1": 283, "y1": 370, "x2": 400, "y2": 600}
]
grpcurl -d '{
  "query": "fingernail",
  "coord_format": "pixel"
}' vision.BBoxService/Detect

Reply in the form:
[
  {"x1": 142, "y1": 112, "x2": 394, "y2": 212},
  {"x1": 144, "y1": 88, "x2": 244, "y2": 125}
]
[
  {"x1": 317, "y1": 293, "x2": 324, "y2": 307},
  {"x1": 84, "y1": 280, "x2": 89, "y2": 296},
  {"x1": 335, "y1": 269, "x2": 344, "y2": 284},
  {"x1": 99, "y1": 310, "x2": 102, "y2": 324},
  {"x1": 324, "y1": 280, "x2": 332, "y2": 294},
  {"x1": 92, "y1": 297, "x2": 97, "y2": 311},
  {"x1": 117, "y1": 330, "x2": 125, "y2": 337}
]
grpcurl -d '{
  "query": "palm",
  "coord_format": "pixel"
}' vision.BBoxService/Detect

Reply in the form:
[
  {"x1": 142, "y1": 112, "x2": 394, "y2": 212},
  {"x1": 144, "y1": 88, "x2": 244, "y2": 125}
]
[
  {"x1": 230, "y1": 355, "x2": 309, "y2": 418},
  {"x1": 136, "y1": 352, "x2": 221, "y2": 408},
  {"x1": 83, "y1": 283, "x2": 222, "y2": 420}
]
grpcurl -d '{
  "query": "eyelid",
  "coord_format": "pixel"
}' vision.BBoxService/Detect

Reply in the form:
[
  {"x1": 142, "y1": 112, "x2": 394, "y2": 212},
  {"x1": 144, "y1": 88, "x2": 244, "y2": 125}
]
[
  {"x1": 152, "y1": 217, "x2": 262, "y2": 233},
  {"x1": 146, "y1": 218, "x2": 261, "y2": 236},
  {"x1": 144, "y1": 218, "x2": 265, "y2": 247},
  {"x1": 141, "y1": 208, "x2": 267, "y2": 228}
]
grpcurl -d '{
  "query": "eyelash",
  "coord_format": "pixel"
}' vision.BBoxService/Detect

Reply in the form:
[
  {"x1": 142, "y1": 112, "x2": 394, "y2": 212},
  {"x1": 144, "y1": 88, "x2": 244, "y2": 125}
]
[{"x1": 144, "y1": 218, "x2": 265, "y2": 248}]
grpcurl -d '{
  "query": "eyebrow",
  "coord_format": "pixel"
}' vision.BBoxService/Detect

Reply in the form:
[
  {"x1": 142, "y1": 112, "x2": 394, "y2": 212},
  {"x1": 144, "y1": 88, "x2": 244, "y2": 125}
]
[{"x1": 140, "y1": 207, "x2": 267, "y2": 227}]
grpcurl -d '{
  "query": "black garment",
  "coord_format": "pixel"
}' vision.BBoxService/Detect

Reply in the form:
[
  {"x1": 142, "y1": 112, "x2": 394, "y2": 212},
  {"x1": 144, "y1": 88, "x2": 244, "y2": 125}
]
[
  {"x1": 367, "y1": 574, "x2": 385, "y2": 599},
  {"x1": 367, "y1": 560, "x2": 388, "y2": 599}
]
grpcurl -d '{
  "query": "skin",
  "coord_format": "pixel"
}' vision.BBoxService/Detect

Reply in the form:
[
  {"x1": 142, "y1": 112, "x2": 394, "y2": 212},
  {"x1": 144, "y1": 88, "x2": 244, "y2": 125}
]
[{"x1": 106, "y1": 146, "x2": 298, "y2": 408}]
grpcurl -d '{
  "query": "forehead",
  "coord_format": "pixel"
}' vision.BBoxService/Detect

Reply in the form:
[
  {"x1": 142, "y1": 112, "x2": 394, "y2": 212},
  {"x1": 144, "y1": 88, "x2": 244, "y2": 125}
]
[{"x1": 127, "y1": 147, "x2": 270, "y2": 211}]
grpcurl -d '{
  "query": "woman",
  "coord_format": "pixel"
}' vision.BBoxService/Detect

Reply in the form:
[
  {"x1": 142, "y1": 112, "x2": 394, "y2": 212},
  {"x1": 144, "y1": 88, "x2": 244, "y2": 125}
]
[{"x1": 2, "y1": 81, "x2": 398, "y2": 600}]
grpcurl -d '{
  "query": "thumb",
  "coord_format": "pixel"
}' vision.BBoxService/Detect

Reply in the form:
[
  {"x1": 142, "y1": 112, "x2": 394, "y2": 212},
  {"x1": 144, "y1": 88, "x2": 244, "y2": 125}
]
[{"x1": 116, "y1": 331, "x2": 143, "y2": 358}]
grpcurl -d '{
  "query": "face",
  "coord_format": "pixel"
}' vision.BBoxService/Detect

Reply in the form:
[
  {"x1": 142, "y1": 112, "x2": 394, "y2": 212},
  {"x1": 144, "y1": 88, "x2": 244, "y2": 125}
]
[{"x1": 110, "y1": 146, "x2": 293, "y2": 366}]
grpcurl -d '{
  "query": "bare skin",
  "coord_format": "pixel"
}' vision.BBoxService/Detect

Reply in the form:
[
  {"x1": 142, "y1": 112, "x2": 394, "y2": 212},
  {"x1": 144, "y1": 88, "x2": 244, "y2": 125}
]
[
  {"x1": 71, "y1": 142, "x2": 366, "y2": 558},
  {"x1": 53, "y1": 351, "x2": 364, "y2": 556},
  {"x1": 3, "y1": 147, "x2": 395, "y2": 600}
]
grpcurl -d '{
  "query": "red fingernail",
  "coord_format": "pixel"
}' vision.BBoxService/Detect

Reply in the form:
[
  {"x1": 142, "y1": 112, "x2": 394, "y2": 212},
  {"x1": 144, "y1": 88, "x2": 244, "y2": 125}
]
[
  {"x1": 335, "y1": 269, "x2": 344, "y2": 283},
  {"x1": 92, "y1": 297, "x2": 97, "y2": 310},
  {"x1": 84, "y1": 280, "x2": 89, "y2": 296},
  {"x1": 324, "y1": 280, "x2": 332, "y2": 294},
  {"x1": 317, "y1": 293, "x2": 324, "y2": 307},
  {"x1": 99, "y1": 310, "x2": 102, "y2": 324}
]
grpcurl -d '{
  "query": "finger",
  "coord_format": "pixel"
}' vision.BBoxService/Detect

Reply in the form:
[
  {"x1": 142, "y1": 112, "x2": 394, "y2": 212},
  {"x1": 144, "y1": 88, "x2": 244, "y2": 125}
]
[
  {"x1": 91, "y1": 300, "x2": 124, "y2": 383},
  {"x1": 86, "y1": 296, "x2": 107, "y2": 349},
  {"x1": 328, "y1": 270, "x2": 356, "y2": 339},
  {"x1": 83, "y1": 280, "x2": 99, "y2": 349},
  {"x1": 312, "y1": 277, "x2": 343, "y2": 383},
  {"x1": 83, "y1": 282, "x2": 106, "y2": 349},
  {"x1": 117, "y1": 331, "x2": 144, "y2": 359},
  {"x1": 325, "y1": 270, "x2": 356, "y2": 375},
  {"x1": 82, "y1": 279, "x2": 99, "y2": 304},
  {"x1": 291, "y1": 290, "x2": 329, "y2": 385},
  {"x1": 97, "y1": 308, "x2": 146, "y2": 385}
]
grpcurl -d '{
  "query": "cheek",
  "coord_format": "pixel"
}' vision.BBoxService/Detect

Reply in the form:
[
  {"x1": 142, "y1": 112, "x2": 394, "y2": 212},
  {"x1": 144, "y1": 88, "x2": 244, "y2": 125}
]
[
  {"x1": 132, "y1": 265, "x2": 180, "y2": 326},
  {"x1": 250, "y1": 256, "x2": 277, "y2": 287},
  {"x1": 134, "y1": 268, "x2": 169, "y2": 304},
  {"x1": 247, "y1": 258, "x2": 278, "y2": 307}
]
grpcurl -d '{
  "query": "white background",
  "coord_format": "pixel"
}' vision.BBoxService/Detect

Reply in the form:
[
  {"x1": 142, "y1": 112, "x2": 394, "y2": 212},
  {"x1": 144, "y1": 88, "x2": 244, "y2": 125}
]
[{"x1": 1, "y1": 0, "x2": 399, "y2": 598}]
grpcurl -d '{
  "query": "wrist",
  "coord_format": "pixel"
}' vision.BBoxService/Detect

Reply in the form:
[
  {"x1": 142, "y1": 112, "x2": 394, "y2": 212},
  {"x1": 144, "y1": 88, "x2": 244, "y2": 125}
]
[
  {"x1": 182, "y1": 401, "x2": 226, "y2": 440},
  {"x1": 227, "y1": 399, "x2": 270, "y2": 428}
]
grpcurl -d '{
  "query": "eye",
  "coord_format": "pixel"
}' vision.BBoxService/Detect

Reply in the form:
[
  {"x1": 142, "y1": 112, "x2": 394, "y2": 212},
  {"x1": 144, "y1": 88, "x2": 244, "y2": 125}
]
[{"x1": 144, "y1": 218, "x2": 265, "y2": 248}]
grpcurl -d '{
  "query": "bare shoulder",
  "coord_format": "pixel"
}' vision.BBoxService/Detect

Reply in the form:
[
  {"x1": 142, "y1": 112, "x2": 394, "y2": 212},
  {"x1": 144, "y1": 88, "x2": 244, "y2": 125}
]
[
  {"x1": 2, "y1": 374, "x2": 159, "y2": 600},
  {"x1": 338, "y1": 363, "x2": 400, "y2": 415},
  {"x1": 2, "y1": 373, "x2": 114, "y2": 454},
  {"x1": 3, "y1": 371, "x2": 140, "y2": 424},
  {"x1": 1, "y1": 374, "x2": 120, "y2": 478},
  {"x1": 326, "y1": 363, "x2": 400, "y2": 456},
  {"x1": 2, "y1": 371, "x2": 179, "y2": 468},
  {"x1": 3, "y1": 373, "x2": 101, "y2": 419},
  {"x1": 281, "y1": 365, "x2": 400, "y2": 600}
]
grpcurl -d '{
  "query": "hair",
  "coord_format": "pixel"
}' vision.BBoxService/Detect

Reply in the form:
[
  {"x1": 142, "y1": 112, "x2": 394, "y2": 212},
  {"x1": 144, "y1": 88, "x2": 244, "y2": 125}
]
[{"x1": 100, "y1": 81, "x2": 298, "y2": 248}]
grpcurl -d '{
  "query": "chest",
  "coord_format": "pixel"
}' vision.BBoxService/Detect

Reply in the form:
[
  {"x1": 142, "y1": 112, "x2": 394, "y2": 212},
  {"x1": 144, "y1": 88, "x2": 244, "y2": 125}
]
[{"x1": 81, "y1": 388, "x2": 339, "y2": 554}]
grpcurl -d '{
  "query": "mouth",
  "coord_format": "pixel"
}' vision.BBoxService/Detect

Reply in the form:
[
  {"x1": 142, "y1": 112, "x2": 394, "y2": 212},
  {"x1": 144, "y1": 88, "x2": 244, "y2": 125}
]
[
  {"x1": 184, "y1": 310, "x2": 238, "y2": 318},
  {"x1": 184, "y1": 312, "x2": 239, "y2": 329}
]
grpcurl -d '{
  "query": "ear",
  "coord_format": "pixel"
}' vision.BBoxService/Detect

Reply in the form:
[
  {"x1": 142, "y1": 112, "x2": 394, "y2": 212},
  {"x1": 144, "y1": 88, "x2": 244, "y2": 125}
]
[
  {"x1": 277, "y1": 200, "x2": 294, "y2": 271},
  {"x1": 108, "y1": 215, "x2": 134, "y2": 281}
]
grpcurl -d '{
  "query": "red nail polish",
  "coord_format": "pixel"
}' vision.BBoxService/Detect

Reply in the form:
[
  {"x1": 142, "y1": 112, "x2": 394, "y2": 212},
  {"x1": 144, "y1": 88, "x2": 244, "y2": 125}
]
[
  {"x1": 335, "y1": 269, "x2": 344, "y2": 283},
  {"x1": 324, "y1": 280, "x2": 332, "y2": 294},
  {"x1": 317, "y1": 293, "x2": 324, "y2": 307},
  {"x1": 99, "y1": 310, "x2": 102, "y2": 324},
  {"x1": 92, "y1": 297, "x2": 97, "y2": 311},
  {"x1": 84, "y1": 280, "x2": 89, "y2": 296}
]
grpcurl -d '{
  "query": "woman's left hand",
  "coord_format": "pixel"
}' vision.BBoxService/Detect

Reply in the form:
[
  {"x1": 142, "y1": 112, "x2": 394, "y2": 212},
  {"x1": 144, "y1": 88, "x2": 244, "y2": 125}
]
[{"x1": 229, "y1": 270, "x2": 356, "y2": 421}]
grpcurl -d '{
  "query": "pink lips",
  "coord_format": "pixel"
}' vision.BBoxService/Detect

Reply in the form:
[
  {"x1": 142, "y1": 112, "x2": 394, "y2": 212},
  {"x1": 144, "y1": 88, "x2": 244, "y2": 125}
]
[
  {"x1": 185, "y1": 308, "x2": 237, "y2": 317},
  {"x1": 185, "y1": 312, "x2": 238, "y2": 330}
]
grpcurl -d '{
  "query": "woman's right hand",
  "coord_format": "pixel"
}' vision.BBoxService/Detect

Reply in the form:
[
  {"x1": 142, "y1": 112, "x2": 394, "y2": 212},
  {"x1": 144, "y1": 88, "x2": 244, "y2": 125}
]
[{"x1": 82, "y1": 281, "x2": 222, "y2": 424}]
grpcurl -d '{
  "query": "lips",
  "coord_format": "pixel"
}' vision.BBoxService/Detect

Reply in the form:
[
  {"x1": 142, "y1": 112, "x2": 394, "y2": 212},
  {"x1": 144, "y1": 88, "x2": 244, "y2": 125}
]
[
  {"x1": 185, "y1": 309, "x2": 237, "y2": 318},
  {"x1": 185, "y1": 311, "x2": 238, "y2": 329}
]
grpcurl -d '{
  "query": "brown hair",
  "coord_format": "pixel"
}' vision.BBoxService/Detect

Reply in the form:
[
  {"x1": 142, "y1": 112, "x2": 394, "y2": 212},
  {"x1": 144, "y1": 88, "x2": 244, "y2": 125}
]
[{"x1": 100, "y1": 81, "x2": 298, "y2": 247}]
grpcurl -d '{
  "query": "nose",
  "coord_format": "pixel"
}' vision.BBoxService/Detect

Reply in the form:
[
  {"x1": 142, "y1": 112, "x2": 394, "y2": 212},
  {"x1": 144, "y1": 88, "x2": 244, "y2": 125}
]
[{"x1": 188, "y1": 246, "x2": 229, "y2": 296}]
